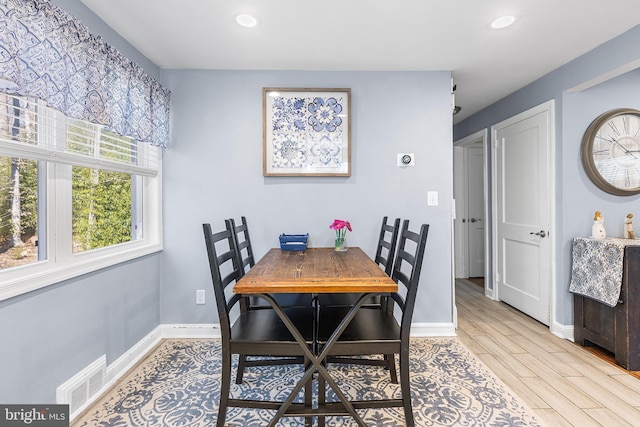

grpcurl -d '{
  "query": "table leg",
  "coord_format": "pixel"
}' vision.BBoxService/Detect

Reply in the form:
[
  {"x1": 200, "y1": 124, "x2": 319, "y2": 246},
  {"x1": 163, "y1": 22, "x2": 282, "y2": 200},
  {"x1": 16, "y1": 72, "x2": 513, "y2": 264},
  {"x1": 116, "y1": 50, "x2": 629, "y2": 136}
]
[{"x1": 256, "y1": 293, "x2": 372, "y2": 427}]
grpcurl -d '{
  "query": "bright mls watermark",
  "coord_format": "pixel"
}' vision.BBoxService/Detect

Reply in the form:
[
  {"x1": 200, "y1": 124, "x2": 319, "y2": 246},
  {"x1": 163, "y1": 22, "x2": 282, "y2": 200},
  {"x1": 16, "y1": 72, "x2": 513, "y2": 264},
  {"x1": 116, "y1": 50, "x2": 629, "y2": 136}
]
[{"x1": 1, "y1": 405, "x2": 69, "y2": 426}]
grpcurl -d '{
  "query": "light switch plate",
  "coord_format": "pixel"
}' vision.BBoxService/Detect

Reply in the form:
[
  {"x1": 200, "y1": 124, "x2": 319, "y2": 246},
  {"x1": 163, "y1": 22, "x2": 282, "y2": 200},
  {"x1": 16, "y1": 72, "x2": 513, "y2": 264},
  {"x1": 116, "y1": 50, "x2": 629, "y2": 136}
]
[{"x1": 427, "y1": 191, "x2": 439, "y2": 206}]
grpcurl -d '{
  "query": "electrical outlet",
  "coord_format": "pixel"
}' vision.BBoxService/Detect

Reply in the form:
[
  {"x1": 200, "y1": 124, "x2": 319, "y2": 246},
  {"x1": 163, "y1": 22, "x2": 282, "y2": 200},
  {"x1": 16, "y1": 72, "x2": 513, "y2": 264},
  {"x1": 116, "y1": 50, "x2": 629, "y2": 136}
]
[{"x1": 196, "y1": 289, "x2": 205, "y2": 305}]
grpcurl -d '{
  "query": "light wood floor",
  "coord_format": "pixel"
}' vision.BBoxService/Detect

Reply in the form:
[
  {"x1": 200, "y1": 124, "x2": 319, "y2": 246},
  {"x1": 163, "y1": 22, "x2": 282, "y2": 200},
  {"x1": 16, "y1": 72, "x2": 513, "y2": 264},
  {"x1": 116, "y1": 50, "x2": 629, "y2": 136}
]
[{"x1": 455, "y1": 279, "x2": 640, "y2": 426}]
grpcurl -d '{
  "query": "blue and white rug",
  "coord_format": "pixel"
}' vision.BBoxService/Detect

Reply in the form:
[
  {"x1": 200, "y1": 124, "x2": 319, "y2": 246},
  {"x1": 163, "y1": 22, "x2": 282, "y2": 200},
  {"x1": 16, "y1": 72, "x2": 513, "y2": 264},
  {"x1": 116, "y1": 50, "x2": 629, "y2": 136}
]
[{"x1": 72, "y1": 338, "x2": 543, "y2": 426}]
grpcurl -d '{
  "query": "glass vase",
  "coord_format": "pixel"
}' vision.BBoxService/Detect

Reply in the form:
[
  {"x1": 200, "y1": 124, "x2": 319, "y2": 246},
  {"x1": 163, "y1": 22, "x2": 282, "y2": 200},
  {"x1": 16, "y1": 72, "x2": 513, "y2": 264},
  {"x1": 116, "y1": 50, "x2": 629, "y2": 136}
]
[{"x1": 335, "y1": 237, "x2": 348, "y2": 252}]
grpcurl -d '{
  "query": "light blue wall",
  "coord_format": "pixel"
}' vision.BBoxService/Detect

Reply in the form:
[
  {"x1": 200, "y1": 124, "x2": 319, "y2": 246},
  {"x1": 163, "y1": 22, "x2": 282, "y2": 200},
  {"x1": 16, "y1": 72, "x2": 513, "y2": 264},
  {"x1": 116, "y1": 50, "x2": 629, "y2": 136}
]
[
  {"x1": 0, "y1": 0, "x2": 163, "y2": 403},
  {"x1": 560, "y1": 69, "x2": 640, "y2": 322},
  {"x1": 160, "y1": 70, "x2": 454, "y2": 325},
  {"x1": 1, "y1": 0, "x2": 455, "y2": 405},
  {"x1": 453, "y1": 25, "x2": 640, "y2": 326},
  {"x1": 0, "y1": 256, "x2": 161, "y2": 403}
]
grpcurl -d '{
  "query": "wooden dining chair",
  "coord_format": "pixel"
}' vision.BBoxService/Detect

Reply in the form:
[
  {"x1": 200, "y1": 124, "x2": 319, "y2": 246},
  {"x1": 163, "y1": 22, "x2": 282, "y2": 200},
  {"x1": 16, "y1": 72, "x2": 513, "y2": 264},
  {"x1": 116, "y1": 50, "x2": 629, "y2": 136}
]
[
  {"x1": 202, "y1": 221, "x2": 315, "y2": 427},
  {"x1": 319, "y1": 216, "x2": 401, "y2": 308},
  {"x1": 319, "y1": 216, "x2": 401, "y2": 379},
  {"x1": 374, "y1": 216, "x2": 402, "y2": 276},
  {"x1": 316, "y1": 220, "x2": 429, "y2": 427},
  {"x1": 229, "y1": 216, "x2": 312, "y2": 309},
  {"x1": 228, "y1": 216, "x2": 315, "y2": 383}
]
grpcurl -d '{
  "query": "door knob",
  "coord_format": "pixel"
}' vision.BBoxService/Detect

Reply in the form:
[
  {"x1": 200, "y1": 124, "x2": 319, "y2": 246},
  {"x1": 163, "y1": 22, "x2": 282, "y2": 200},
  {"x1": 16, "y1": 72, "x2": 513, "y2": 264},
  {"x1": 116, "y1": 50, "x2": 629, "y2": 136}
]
[
  {"x1": 530, "y1": 230, "x2": 547, "y2": 238},
  {"x1": 469, "y1": 218, "x2": 481, "y2": 223}
]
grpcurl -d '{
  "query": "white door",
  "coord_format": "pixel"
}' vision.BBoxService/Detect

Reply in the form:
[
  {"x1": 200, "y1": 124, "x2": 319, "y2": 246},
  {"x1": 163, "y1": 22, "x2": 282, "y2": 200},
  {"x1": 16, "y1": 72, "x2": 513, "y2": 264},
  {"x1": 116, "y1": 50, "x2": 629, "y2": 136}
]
[
  {"x1": 467, "y1": 146, "x2": 485, "y2": 277},
  {"x1": 493, "y1": 102, "x2": 553, "y2": 325}
]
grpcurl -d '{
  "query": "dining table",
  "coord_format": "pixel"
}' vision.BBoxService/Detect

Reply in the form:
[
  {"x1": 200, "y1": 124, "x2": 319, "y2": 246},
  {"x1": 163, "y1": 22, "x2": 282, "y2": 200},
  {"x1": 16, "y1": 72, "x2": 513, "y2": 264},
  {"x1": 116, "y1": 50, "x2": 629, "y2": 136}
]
[{"x1": 233, "y1": 246, "x2": 397, "y2": 427}]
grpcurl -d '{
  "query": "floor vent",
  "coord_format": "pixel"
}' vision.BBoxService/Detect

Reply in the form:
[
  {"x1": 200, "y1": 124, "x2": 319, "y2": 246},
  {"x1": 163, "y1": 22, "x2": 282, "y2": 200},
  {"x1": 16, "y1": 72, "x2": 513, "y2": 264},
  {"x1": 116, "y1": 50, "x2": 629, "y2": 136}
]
[{"x1": 57, "y1": 355, "x2": 107, "y2": 417}]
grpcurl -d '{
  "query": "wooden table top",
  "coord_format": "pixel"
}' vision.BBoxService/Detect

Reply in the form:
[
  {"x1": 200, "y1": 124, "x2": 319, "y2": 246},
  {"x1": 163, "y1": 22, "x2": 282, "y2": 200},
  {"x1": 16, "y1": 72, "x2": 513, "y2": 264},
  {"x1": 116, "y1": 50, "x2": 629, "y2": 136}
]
[{"x1": 234, "y1": 247, "x2": 397, "y2": 294}]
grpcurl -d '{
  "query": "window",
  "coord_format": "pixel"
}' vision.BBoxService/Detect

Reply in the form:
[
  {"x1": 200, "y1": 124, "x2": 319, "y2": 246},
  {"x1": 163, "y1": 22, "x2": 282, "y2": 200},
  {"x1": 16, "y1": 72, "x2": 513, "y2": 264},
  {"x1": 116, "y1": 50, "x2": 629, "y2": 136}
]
[
  {"x1": 72, "y1": 167, "x2": 138, "y2": 253},
  {"x1": 0, "y1": 94, "x2": 162, "y2": 301},
  {"x1": 0, "y1": 156, "x2": 41, "y2": 269}
]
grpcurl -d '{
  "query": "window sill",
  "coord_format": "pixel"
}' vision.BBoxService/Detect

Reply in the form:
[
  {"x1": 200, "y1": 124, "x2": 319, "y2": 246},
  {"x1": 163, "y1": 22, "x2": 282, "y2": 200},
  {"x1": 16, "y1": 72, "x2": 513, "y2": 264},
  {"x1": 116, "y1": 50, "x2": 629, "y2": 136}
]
[{"x1": 0, "y1": 241, "x2": 163, "y2": 302}]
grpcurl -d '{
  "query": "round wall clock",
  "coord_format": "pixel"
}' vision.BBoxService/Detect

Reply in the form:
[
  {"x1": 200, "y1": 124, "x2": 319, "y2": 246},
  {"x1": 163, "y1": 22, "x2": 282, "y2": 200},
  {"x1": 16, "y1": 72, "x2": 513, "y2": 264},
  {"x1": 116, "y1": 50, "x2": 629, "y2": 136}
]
[{"x1": 581, "y1": 108, "x2": 640, "y2": 196}]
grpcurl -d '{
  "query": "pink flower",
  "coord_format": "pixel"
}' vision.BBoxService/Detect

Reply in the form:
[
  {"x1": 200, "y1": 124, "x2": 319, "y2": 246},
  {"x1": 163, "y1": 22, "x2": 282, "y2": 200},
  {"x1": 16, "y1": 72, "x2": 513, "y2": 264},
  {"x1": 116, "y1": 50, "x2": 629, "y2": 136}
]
[{"x1": 329, "y1": 219, "x2": 353, "y2": 234}]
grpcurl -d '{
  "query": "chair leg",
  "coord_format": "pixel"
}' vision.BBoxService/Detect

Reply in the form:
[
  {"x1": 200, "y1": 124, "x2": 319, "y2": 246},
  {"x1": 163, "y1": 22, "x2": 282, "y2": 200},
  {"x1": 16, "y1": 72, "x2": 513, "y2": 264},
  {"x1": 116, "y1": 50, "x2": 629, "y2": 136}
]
[
  {"x1": 318, "y1": 373, "x2": 326, "y2": 427},
  {"x1": 304, "y1": 357, "x2": 313, "y2": 427},
  {"x1": 385, "y1": 354, "x2": 398, "y2": 384},
  {"x1": 217, "y1": 347, "x2": 232, "y2": 427},
  {"x1": 235, "y1": 354, "x2": 247, "y2": 384},
  {"x1": 399, "y1": 347, "x2": 414, "y2": 427}
]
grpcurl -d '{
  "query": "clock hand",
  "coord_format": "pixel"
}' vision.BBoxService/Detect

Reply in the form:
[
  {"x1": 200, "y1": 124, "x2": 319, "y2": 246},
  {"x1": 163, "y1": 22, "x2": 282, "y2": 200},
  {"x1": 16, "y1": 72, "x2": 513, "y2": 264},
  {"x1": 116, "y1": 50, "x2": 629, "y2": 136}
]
[{"x1": 611, "y1": 138, "x2": 638, "y2": 159}]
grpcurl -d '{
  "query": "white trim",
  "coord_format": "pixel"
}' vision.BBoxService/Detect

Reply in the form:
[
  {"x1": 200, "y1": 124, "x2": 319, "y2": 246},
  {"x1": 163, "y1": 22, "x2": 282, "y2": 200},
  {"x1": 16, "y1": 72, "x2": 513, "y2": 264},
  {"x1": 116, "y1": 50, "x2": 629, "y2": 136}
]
[
  {"x1": 566, "y1": 59, "x2": 640, "y2": 93},
  {"x1": 452, "y1": 146, "x2": 467, "y2": 278},
  {"x1": 0, "y1": 139, "x2": 157, "y2": 176},
  {"x1": 453, "y1": 129, "x2": 490, "y2": 286},
  {"x1": 105, "y1": 328, "x2": 162, "y2": 385},
  {"x1": 0, "y1": 243, "x2": 162, "y2": 301},
  {"x1": 550, "y1": 322, "x2": 574, "y2": 341},
  {"x1": 0, "y1": 94, "x2": 164, "y2": 302},
  {"x1": 0, "y1": 160, "x2": 163, "y2": 302},
  {"x1": 159, "y1": 323, "x2": 221, "y2": 339},
  {"x1": 453, "y1": 129, "x2": 489, "y2": 327},
  {"x1": 410, "y1": 322, "x2": 456, "y2": 337}
]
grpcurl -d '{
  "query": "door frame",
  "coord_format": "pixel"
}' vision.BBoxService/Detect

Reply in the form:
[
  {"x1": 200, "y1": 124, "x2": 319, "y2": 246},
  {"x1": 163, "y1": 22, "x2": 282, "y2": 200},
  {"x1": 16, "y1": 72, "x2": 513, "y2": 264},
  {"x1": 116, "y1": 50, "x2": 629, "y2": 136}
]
[
  {"x1": 490, "y1": 100, "x2": 557, "y2": 330},
  {"x1": 453, "y1": 129, "x2": 489, "y2": 283}
]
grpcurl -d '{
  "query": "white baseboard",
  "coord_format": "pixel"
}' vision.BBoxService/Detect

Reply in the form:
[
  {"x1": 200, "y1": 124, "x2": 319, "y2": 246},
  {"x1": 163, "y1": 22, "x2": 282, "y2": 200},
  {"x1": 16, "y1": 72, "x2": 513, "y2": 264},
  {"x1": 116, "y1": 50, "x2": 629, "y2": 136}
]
[
  {"x1": 550, "y1": 321, "x2": 574, "y2": 341},
  {"x1": 410, "y1": 322, "x2": 456, "y2": 337},
  {"x1": 104, "y1": 328, "x2": 162, "y2": 385},
  {"x1": 160, "y1": 323, "x2": 220, "y2": 338}
]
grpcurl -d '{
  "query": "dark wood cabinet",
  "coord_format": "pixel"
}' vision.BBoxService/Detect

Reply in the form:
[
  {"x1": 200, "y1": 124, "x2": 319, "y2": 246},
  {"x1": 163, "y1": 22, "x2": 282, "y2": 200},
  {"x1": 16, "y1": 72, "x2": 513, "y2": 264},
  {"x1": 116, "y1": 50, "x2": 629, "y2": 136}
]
[{"x1": 574, "y1": 245, "x2": 640, "y2": 370}]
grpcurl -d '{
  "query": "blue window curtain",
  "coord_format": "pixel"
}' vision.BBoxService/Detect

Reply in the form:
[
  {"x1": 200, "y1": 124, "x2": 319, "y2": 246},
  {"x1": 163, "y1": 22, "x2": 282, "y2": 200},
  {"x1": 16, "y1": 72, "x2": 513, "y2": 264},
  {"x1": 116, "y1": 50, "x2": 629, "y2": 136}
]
[{"x1": 0, "y1": 0, "x2": 170, "y2": 147}]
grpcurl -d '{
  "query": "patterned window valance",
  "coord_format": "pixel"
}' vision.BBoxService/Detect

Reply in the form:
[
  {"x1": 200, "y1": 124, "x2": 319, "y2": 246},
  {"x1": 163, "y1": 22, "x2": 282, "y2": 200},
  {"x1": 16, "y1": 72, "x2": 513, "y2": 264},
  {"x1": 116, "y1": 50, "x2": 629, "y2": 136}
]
[{"x1": 0, "y1": 0, "x2": 170, "y2": 147}]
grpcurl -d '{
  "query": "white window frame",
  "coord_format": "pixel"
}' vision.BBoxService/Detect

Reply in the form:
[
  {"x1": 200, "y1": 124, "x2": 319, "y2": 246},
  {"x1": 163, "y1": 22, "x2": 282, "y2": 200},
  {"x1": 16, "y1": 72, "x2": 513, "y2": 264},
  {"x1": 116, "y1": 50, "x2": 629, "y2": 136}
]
[{"x1": 0, "y1": 99, "x2": 163, "y2": 301}]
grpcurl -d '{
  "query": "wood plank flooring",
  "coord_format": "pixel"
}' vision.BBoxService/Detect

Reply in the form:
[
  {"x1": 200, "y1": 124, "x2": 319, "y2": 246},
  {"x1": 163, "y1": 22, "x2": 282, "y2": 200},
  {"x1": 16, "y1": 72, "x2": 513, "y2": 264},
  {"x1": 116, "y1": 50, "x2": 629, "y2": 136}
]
[{"x1": 455, "y1": 279, "x2": 640, "y2": 426}]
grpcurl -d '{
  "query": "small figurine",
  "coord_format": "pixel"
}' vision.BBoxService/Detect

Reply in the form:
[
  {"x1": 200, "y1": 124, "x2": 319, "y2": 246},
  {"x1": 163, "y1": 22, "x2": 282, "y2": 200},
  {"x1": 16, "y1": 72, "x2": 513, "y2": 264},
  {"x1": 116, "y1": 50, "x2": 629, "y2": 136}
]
[
  {"x1": 624, "y1": 213, "x2": 635, "y2": 239},
  {"x1": 591, "y1": 210, "x2": 606, "y2": 239}
]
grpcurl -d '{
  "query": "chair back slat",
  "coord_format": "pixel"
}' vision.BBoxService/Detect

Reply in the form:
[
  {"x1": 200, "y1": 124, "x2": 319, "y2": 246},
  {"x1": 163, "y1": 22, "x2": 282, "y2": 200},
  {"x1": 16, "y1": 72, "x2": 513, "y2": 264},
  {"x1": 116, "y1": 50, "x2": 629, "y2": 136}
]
[
  {"x1": 226, "y1": 293, "x2": 242, "y2": 313},
  {"x1": 390, "y1": 220, "x2": 429, "y2": 334},
  {"x1": 229, "y1": 216, "x2": 256, "y2": 276},
  {"x1": 374, "y1": 216, "x2": 401, "y2": 276},
  {"x1": 203, "y1": 221, "x2": 243, "y2": 342},
  {"x1": 390, "y1": 292, "x2": 406, "y2": 312}
]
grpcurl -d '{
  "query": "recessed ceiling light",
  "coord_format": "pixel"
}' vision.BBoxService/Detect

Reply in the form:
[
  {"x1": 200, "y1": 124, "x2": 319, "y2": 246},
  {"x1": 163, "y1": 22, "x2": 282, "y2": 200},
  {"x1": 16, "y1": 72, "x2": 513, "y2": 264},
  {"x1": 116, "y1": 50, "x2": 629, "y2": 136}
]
[
  {"x1": 491, "y1": 15, "x2": 516, "y2": 29},
  {"x1": 236, "y1": 14, "x2": 258, "y2": 28}
]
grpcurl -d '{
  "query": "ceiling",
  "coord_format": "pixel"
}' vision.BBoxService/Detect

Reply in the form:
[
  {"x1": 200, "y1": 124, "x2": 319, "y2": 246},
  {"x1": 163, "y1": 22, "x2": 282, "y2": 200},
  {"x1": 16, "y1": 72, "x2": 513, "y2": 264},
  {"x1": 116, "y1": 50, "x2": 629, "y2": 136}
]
[{"x1": 80, "y1": 0, "x2": 640, "y2": 123}]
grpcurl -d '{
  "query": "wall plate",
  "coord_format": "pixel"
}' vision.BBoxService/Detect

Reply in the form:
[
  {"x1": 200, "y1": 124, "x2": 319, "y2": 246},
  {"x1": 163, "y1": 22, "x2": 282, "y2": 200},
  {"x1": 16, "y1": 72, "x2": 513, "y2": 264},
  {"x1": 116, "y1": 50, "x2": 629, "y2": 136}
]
[{"x1": 397, "y1": 153, "x2": 415, "y2": 167}]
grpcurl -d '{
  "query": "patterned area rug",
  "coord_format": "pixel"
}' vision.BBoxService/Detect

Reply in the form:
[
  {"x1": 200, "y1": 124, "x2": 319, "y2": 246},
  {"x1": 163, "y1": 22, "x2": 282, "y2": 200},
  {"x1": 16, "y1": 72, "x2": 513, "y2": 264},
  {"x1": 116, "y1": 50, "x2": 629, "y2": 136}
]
[{"x1": 72, "y1": 338, "x2": 542, "y2": 426}]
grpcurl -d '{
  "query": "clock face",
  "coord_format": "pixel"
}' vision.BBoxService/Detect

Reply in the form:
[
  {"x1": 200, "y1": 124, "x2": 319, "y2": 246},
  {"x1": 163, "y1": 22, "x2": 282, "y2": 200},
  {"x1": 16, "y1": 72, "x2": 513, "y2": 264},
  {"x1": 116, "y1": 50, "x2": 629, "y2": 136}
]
[{"x1": 581, "y1": 108, "x2": 640, "y2": 196}]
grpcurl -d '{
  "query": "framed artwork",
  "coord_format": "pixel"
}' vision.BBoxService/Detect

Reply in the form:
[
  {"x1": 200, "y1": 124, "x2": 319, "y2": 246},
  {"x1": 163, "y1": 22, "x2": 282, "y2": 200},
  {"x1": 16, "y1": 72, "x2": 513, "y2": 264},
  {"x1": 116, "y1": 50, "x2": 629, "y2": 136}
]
[{"x1": 263, "y1": 88, "x2": 351, "y2": 176}]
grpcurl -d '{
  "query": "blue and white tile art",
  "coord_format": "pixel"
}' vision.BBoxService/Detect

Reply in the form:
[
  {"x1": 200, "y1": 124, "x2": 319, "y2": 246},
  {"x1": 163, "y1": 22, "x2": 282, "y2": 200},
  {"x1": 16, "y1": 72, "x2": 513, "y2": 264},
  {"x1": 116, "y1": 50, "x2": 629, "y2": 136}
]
[
  {"x1": 265, "y1": 91, "x2": 349, "y2": 175},
  {"x1": 72, "y1": 338, "x2": 543, "y2": 427}
]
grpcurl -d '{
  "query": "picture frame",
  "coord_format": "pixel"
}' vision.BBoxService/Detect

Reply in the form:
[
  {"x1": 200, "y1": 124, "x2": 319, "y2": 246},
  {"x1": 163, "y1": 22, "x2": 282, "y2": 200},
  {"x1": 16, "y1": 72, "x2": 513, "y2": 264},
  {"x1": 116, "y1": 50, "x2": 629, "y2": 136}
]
[{"x1": 263, "y1": 87, "x2": 351, "y2": 176}]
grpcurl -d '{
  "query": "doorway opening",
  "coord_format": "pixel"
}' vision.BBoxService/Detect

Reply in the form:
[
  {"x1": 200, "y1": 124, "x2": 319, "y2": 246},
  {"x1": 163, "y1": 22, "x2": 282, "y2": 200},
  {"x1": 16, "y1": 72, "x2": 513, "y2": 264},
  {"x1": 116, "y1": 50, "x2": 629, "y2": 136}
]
[{"x1": 453, "y1": 129, "x2": 489, "y2": 291}]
